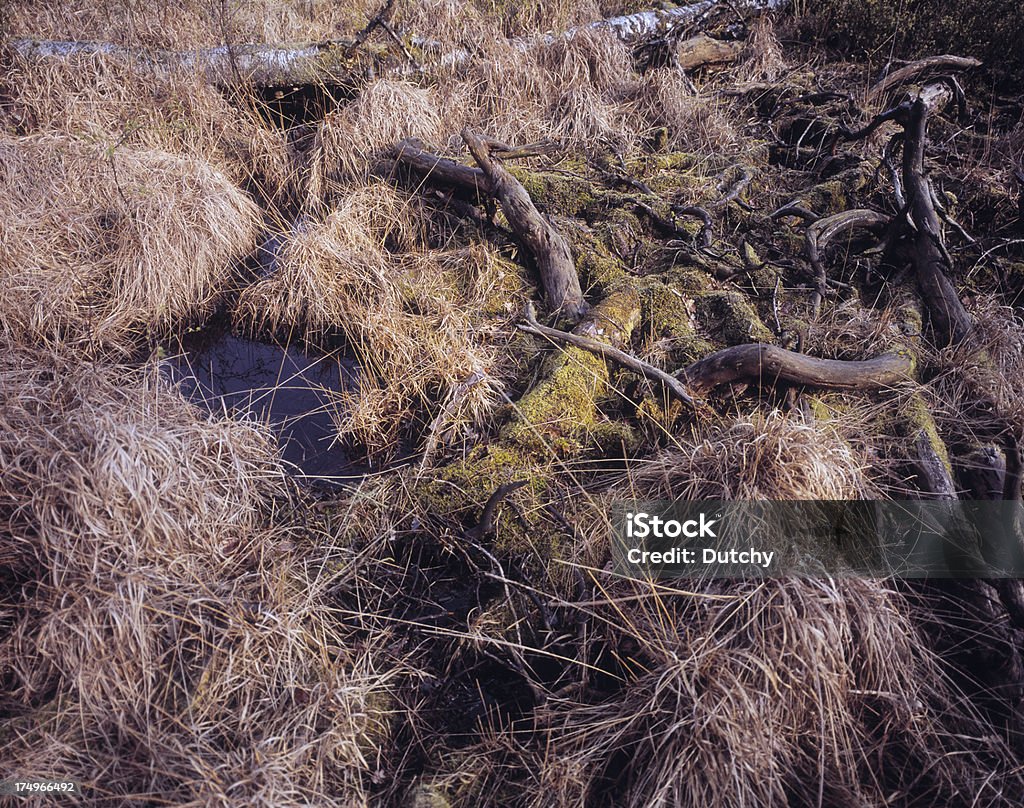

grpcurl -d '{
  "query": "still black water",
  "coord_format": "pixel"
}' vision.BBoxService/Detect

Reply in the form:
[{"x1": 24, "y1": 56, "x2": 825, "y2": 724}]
[{"x1": 164, "y1": 329, "x2": 363, "y2": 482}]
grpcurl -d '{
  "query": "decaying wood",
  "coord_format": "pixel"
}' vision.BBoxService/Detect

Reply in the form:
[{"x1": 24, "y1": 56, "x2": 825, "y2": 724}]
[
  {"x1": 805, "y1": 209, "x2": 889, "y2": 316},
  {"x1": 914, "y1": 430, "x2": 958, "y2": 500},
  {"x1": 898, "y1": 88, "x2": 974, "y2": 346},
  {"x1": 679, "y1": 343, "x2": 913, "y2": 396},
  {"x1": 517, "y1": 303, "x2": 696, "y2": 407},
  {"x1": 383, "y1": 138, "x2": 493, "y2": 198},
  {"x1": 463, "y1": 129, "x2": 585, "y2": 317},
  {"x1": 674, "y1": 33, "x2": 744, "y2": 70},
  {"x1": 867, "y1": 54, "x2": 982, "y2": 101}
]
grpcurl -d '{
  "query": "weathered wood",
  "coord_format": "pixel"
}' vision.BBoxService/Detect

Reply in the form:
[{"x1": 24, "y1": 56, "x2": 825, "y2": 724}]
[
  {"x1": 674, "y1": 33, "x2": 744, "y2": 70},
  {"x1": 867, "y1": 54, "x2": 982, "y2": 101},
  {"x1": 899, "y1": 89, "x2": 974, "y2": 346},
  {"x1": 463, "y1": 129, "x2": 585, "y2": 317},
  {"x1": 805, "y1": 209, "x2": 889, "y2": 316},
  {"x1": 384, "y1": 138, "x2": 493, "y2": 197},
  {"x1": 680, "y1": 343, "x2": 913, "y2": 396},
  {"x1": 517, "y1": 303, "x2": 696, "y2": 407}
]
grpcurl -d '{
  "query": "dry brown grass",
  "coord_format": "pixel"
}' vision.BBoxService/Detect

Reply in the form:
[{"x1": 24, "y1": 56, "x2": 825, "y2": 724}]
[
  {"x1": 625, "y1": 409, "x2": 877, "y2": 501},
  {"x1": 0, "y1": 133, "x2": 260, "y2": 352},
  {"x1": 5, "y1": 0, "x2": 372, "y2": 48},
  {"x1": 235, "y1": 188, "x2": 518, "y2": 460},
  {"x1": 0, "y1": 345, "x2": 402, "y2": 806},
  {"x1": 483, "y1": 577, "x2": 1015, "y2": 808},
  {"x1": 1, "y1": 52, "x2": 291, "y2": 201},
  {"x1": 309, "y1": 79, "x2": 446, "y2": 192}
]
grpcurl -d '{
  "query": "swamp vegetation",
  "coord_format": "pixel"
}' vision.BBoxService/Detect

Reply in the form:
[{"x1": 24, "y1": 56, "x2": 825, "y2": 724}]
[{"x1": 2, "y1": 0, "x2": 1024, "y2": 805}]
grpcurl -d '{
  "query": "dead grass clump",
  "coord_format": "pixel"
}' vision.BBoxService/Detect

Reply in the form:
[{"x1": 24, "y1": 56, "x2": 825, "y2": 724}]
[
  {"x1": 625, "y1": 409, "x2": 875, "y2": 500},
  {"x1": 6, "y1": 0, "x2": 372, "y2": 49},
  {"x1": 429, "y1": 27, "x2": 640, "y2": 151},
  {"x1": 1, "y1": 53, "x2": 291, "y2": 200},
  {"x1": 0, "y1": 133, "x2": 260, "y2": 351},
  {"x1": 309, "y1": 80, "x2": 445, "y2": 193},
  {"x1": 235, "y1": 196, "x2": 507, "y2": 460},
  {"x1": 927, "y1": 296, "x2": 1024, "y2": 440},
  {"x1": 635, "y1": 68, "x2": 743, "y2": 155},
  {"x1": 0, "y1": 346, "x2": 399, "y2": 805},
  {"x1": 514, "y1": 577, "x2": 1015, "y2": 807},
  {"x1": 737, "y1": 14, "x2": 786, "y2": 83}
]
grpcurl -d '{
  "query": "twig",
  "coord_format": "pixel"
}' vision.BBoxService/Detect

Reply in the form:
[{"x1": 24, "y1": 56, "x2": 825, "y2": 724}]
[{"x1": 517, "y1": 302, "x2": 696, "y2": 407}]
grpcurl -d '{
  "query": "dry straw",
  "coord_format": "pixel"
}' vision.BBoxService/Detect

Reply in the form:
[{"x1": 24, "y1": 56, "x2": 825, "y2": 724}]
[
  {"x1": 0, "y1": 346, "x2": 402, "y2": 806},
  {"x1": 0, "y1": 133, "x2": 260, "y2": 351}
]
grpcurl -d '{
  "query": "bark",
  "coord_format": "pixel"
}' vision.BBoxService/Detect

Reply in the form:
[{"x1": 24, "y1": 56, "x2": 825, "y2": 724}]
[
  {"x1": 381, "y1": 138, "x2": 493, "y2": 199},
  {"x1": 680, "y1": 343, "x2": 913, "y2": 396},
  {"x1": 899, "y1": 89, "x2": 974, "y2": 346},
  {"x1": 463, "y1": 129, "x2": 585, "y2": 318}
]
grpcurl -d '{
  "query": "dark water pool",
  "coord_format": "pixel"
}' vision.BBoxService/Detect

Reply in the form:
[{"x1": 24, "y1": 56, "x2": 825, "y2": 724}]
[{"x1": 164, "y1": 329, "x2": 363, "y2": 482}]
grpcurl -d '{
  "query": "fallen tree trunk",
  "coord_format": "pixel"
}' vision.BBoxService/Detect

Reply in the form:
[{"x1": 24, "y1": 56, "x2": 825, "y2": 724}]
[
  {"x1": 6, "y1": 0, "x2": 787, "y2": 87},
  {"x1": 463, "y1": 129, "x2": 586, "y2": 317},
  {"x1": 382, "y1": 138, "x2": 493, "y2": 198}
]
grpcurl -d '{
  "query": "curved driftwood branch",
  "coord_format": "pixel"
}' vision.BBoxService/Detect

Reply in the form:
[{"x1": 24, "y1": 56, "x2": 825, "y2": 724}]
[
  {"x1": 679, "y1": 343, "x2": 913, "y2": 396},
  {"x1": 867, "y1": 54, "x2": 982, "y2": 101},
  {"x1": 464, "y1": 129, "x2": 585, "y2": 317},
  {"x1": 517, "y1": 303, "x2": 696, "y2": 407},
  {"x1": 805, "y1": 209, "x2": 889, "y2": 316}
]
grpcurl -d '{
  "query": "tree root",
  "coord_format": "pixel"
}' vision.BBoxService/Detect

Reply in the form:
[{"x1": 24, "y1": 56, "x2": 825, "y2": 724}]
[
  {"x1": 867, "y1": 54, "x2": 982, "y2": 102},
  {"x1": 805, "y1": 209, "x2": 889, "y2": 317}
]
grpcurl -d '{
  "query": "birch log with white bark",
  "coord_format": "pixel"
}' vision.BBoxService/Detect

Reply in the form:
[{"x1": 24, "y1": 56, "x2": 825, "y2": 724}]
[{"x1": 6, "y1": 0, "x2": 788, "y2": 87}]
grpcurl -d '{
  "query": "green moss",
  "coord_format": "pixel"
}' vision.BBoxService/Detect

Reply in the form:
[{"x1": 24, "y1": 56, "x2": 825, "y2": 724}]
[
  {"x1": 503, "y1": 345, "x2": 608, "y2": 455},
  {"x1": 637, "y1": 278, "x2": 714, "y2": 364},
  {"x1": 696, "y1": 290, "x2": 775, "y2": 345},
  {"x1": 896, "y1": 392, "x2": 953, "y2": 477},
  {"x1": 562, "y1": 220, "x2": 630, "y2": 293},
  {"x1": 409, "y1": 784, "x2": 451, "y2": 808},
  {"x1": 507, "y1": 165, "x2": 601, "y2": 217}
]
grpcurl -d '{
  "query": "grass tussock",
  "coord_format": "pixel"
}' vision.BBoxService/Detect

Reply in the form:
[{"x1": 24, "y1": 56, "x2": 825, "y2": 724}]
[
  {"x1": 0, "y1": 346, "x2": 401, "y2": 806},
  {"x1": 5, "y1": 0, "x2": 374, "y2": 49},
  {"x1": 1, "y1": 52, "x2": 291, "y2": 202},
  {"x1": 485, "y1": 578, "x2": 1014, "y2": 808},
  {"x1": 310, "y1": 80, "x2": 445, "y2": 191},
  {"x1": 625, "y1": 409, "x2": 876, "y2": 500},
  {"x1": 0, "y1": 133, "x2": 260, "y2": 351},
  {"x1": 235, "y1": 189, "x2": 516, "y2": 459}
]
